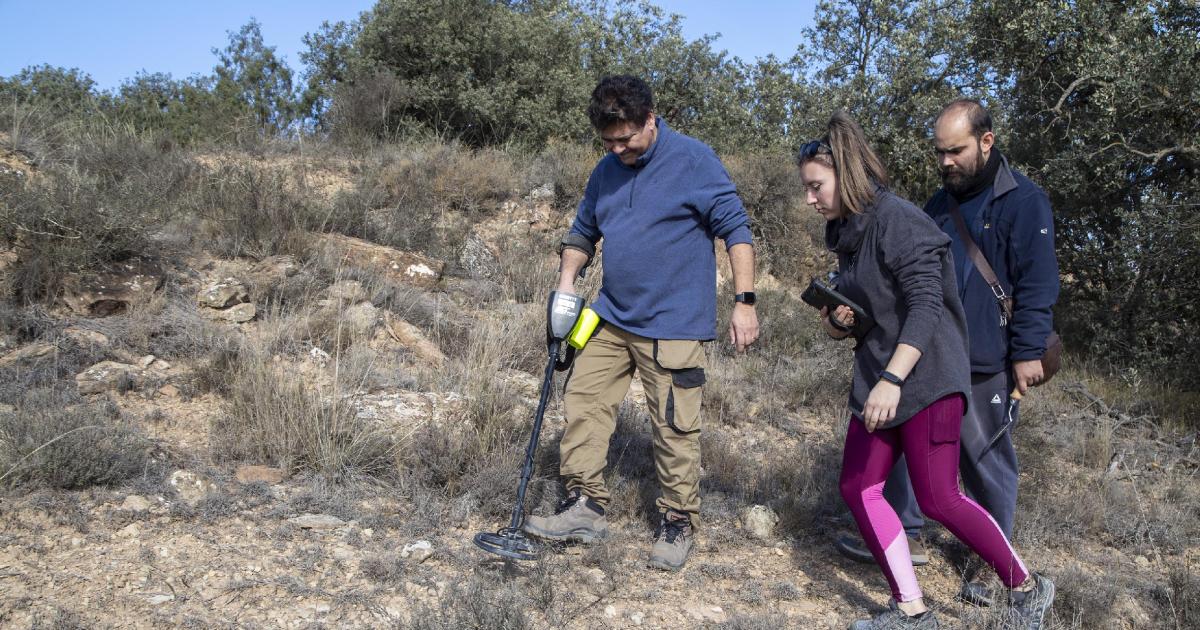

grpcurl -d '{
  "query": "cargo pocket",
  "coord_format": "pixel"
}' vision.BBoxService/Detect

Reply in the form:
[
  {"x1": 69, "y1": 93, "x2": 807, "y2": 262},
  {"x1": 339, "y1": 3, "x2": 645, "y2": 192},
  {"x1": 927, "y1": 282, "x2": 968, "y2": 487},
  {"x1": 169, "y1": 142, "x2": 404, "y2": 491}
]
[
  {"x1": 654, "y1": 340, "x2": 707, "y2": 435},
  {"x1": 930, "y1": 411, "x2": 962, "y2": 444}
]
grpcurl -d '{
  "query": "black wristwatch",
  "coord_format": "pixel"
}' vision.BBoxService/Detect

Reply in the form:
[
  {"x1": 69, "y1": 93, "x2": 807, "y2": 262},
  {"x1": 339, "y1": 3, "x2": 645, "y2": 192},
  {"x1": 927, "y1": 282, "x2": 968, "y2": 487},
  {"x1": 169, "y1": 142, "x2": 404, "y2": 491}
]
[
  {"x1": 878, "y1": 370, "x2": 905, "y2": 387},
  {"x1": 734, "y1": 292, "x2": 757, "y2": 305}
]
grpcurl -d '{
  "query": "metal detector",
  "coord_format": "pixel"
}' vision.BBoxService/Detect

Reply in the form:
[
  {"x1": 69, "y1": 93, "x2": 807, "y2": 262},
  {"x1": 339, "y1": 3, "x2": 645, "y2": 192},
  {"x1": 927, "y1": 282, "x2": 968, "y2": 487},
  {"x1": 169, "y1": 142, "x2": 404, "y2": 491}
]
[{"x1": 473, "y1": 291, "x2": 589, "y2": 561}]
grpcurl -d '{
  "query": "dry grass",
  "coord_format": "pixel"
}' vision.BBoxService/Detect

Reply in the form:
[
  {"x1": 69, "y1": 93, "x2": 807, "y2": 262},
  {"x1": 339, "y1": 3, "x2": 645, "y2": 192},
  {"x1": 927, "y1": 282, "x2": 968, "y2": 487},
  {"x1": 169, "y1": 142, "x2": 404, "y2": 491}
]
[
  {"x1": 210, "y1": 353, "x2": 395, "y2": 482},
  {"x1": 1, "y1": 127, "x2": 1197, "y2": 628},
  {"x1": 397, "y1": 311, "x2": 546, "y2": 518},
  {"x1": 0, "y1": 387, "x2": 155, "y2": 490},
  {"x1": 326, "y1": 143, "x2": 523, "y2": 260}
]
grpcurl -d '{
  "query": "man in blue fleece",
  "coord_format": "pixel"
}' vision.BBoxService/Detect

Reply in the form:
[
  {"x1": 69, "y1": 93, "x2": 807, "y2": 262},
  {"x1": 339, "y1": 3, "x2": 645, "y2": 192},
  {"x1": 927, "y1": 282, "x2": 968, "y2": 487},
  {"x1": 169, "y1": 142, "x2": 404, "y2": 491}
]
[{"x1": 523, "y1": 75, "x2": 759, "y2": 571}]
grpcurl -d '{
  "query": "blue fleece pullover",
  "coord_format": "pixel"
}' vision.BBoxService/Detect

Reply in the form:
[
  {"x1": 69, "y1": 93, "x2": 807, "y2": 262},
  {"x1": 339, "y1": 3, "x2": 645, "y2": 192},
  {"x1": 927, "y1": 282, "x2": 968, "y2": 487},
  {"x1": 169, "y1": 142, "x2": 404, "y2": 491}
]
[{"x1": 569, "y1": 118, "x2": 753, "y2": 340}]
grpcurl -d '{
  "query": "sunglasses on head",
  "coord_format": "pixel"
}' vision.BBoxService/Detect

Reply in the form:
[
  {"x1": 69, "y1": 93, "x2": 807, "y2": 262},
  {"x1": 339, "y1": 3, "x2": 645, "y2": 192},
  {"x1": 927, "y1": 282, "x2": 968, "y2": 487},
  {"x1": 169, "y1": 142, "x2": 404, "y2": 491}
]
[{"x1": 798, "y1": 140, "x2": 832, "y2": 161}]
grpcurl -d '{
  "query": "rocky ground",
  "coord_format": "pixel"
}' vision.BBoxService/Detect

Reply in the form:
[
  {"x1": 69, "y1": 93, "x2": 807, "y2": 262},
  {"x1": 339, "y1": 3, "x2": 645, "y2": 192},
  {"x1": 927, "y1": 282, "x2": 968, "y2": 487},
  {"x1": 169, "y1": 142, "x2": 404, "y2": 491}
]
[
  {"x1": 1, "y1": 359, "x2": 1188, "y2": 629},
  {"x1": 1, "y1": 145, "x2": 1196, "y2": 629}
]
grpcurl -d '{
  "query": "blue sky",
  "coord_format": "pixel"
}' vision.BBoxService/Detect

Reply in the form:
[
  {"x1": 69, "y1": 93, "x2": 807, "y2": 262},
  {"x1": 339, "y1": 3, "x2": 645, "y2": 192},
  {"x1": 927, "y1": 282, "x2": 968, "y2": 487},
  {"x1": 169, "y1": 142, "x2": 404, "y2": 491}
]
[{"x1": 0, "y1": 1, "x2": 817, "y2": 90}]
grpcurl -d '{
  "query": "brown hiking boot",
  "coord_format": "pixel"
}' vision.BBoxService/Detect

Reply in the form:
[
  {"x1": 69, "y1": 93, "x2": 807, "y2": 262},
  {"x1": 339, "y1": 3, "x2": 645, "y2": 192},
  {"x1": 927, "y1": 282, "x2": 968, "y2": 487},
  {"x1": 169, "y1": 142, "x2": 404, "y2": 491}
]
[
  {"x1": 835, "y1": 532, "x2": 930, "y2": 566},
  {"x1": 522, "y1": 492, "x2": 607, "y2": 543},
  {"x1": 648, "y1": 510, "x2": 694, "y2": 571}
]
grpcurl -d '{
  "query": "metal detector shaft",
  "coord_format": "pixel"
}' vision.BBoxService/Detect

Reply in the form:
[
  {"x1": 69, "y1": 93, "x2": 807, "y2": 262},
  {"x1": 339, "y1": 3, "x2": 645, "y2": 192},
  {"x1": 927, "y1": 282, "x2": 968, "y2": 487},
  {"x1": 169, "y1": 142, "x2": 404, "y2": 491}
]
[{"x1": 507, "y1": 340, "x2": 561, "y2": 531}]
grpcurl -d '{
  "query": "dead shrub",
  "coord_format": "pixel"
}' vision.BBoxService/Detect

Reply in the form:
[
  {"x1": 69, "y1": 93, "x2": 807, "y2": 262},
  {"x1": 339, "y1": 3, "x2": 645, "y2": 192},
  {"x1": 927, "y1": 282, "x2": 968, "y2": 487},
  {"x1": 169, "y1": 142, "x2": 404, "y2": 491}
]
[
  {"x1": 406, "y1": 575, "x2": 532, "y2": 630},
  {"x1": 395, "y1": 313, "x2": 551, "y2": 518},
  {"x1": 701, "y1": 427, "x2": 843, "y2": 531},
  {"x1": 361, "y1": 553, "x2": 406, "y2": 584},
  {"x1": 494, "y1": 234, "x2": 560, "y2": 305},
  {"x1": 1051, "y1": 563, "x2": 1124, "y2": 629},
  {"x1": 0, "y1": 387, "x2": 153, "y2": 489},
  {"x1": 1168, "y1": 561, "x2": 1200, "y2": 629},
  {"x1": 374, "y1": 284, "x2": 473, "y2": 358},
  {"x1": 189, "y1": 161, "x2": 318, "y2": 259},
  {"x1": 327, "y1": 143, "x2": 521, "y2": 260},
  {"x1": 601, "y1": 402, "x2": 659, "y2": 525},
  {"x1": 718, "y1": 613, "x2": 794, "y2": 630},
  {"x1": 1, "y1": 126, "x2": 194, "y2": 302},
  {"x1": 28, "y1": 607, "x2": 90, "y2": 630},
  {"x1": 0, "y1": 324, "x2": 107, "y2": 406},
  {"x1": 707, "y1": 289, "x2": 849, "y2": 430},
  {"x1": 724, "y1": 151, "x2": 827, "y2": 283},
  {"x1": 525, "y1": 139, "x2": 599, "y2": 211},
  {"x1": 83, "y1": 286, "x2": 233, "y2": 360},
  {"x1": 211, "y1": 358, "x2": 395, "y2": 481}
]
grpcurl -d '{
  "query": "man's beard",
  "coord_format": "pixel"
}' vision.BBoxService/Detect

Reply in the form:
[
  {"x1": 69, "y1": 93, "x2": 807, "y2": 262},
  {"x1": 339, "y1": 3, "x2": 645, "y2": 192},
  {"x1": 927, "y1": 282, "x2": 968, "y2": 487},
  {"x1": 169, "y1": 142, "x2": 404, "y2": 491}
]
[{"x1": 941, "y1": 144, "x2": 987, "y2": 196}]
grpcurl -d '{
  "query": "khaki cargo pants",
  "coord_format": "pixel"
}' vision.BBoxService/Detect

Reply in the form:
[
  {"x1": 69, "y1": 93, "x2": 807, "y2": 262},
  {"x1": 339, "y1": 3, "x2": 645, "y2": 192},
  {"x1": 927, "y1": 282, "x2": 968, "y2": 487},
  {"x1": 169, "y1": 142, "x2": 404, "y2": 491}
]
[{"x1": 558, "y1": 322, "x2": 707, "y2": 527}]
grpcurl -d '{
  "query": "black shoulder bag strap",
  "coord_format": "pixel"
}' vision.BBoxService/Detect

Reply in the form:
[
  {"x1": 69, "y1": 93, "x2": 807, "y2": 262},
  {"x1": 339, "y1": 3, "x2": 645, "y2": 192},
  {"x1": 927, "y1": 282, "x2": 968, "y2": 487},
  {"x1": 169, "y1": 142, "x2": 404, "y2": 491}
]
[{"x1": 948, "y1": 197, "x2": 1014, "y2": 325}]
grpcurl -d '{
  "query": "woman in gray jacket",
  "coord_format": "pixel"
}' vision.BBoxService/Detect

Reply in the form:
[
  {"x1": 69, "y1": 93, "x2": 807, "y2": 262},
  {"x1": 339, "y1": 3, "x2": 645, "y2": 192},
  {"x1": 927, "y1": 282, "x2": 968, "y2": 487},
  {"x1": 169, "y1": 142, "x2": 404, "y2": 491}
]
[{"x1": 800, "y1": 112, "x2": 1054, "y2": 630}]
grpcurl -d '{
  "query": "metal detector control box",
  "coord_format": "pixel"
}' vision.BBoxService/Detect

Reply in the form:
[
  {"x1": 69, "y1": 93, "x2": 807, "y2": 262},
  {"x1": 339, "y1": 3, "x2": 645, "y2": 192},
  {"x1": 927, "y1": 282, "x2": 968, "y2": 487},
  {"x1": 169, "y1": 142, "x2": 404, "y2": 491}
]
[{"x1": 547, "y1": 291, "x2": 585, "y2": 341}]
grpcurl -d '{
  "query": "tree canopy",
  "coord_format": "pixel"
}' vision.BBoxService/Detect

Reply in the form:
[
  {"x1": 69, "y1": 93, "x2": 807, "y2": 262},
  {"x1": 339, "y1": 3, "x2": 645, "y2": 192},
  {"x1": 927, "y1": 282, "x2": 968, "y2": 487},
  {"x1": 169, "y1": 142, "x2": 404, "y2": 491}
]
[{"x1": 2, "y1": 0, "x2": 1197, "y2": 386}]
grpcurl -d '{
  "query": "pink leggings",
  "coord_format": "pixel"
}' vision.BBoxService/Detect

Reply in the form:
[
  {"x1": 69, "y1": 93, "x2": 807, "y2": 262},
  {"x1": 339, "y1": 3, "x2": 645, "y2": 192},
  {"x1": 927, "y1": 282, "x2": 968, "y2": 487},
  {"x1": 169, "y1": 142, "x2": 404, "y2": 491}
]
[{"x1": 839, "y1": 394, "x2": 1029, "y2": 602}]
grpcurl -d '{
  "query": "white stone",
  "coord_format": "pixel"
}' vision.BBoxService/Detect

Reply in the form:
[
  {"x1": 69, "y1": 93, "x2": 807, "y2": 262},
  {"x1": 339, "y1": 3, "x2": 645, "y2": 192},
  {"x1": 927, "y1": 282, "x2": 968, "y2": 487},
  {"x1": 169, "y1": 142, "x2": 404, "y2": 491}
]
[
  {"x1": 169, "y1": 470, "x2": 215, "y2": 507},
  {"x1": 401, "y1": 540, "x2": 433, "y2": 563},
  {"x1": 405, "y1": 263, "x2": 435, "y2": 278},
  {"x1": 288, "y1": 514, "x2": 347, "y2": 530},
  {"x1": 630, "y1": 612, "x2": 645, "y2": 626},
  {"x1": 120, "y1": 495, "x2": 152, "y2": 511},
  {"x1": 604, "y1": 605, "x2": 617, "y2": 618},
  {"x1": 741, "y1": 504, "x2": 780, "y2": 540}
]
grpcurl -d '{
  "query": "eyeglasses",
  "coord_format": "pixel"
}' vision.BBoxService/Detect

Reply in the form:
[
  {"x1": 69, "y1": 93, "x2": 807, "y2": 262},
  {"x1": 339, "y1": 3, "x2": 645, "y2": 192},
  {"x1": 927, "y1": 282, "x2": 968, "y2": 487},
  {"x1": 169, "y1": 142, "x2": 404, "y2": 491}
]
[
  {"x1": 798, "y1": 140, "x2": 832, "y2": 161},
  {"x1": 600, "y1": 125, "x2": 647, "y2": 147}
]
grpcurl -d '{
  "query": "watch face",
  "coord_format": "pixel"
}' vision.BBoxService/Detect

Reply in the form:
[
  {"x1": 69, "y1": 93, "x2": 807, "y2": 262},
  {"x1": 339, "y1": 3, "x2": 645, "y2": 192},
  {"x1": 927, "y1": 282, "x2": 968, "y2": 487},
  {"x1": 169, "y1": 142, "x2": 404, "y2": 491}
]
[{"x1": 737, "y1": 292, "x2": 757, "y2": 305}]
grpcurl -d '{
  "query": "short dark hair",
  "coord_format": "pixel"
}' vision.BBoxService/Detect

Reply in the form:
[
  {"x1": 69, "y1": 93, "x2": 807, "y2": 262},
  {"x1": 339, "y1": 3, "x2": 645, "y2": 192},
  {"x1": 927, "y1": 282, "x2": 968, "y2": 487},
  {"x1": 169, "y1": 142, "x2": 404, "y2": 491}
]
[
  {"x1": 937, "y1": 98, "x2": 992, "y2": 139},
  {"x1": 587, "y1": 75, "x2": 654, "y2": 130}
]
